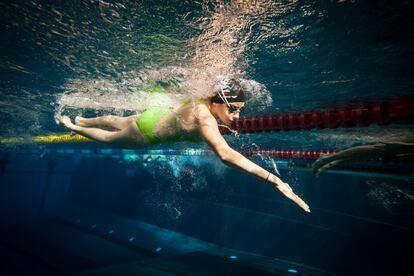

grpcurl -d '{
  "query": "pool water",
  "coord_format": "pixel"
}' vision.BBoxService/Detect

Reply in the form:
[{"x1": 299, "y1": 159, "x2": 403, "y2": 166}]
[{"x1": 1, "y1": 1, "x2": 413, "y2": 275}]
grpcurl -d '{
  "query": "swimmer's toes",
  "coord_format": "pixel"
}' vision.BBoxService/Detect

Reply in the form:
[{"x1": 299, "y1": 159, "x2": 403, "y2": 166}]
[
  {"x1": 54, "y1": 113, "x2": 64, "y2": 124},
  {"x1": 60, "y1": 116, "x2": 73, "y2": 128}
]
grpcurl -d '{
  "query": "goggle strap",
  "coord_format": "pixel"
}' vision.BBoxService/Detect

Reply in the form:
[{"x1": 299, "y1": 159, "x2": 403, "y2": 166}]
[{"x1": 219, "y1": 87, "x2": 231, "y2": 107}]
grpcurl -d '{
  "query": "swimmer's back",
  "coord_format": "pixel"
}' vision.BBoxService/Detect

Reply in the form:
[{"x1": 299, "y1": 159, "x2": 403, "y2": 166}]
[{"x1": 152, "y1": 101, "x2": 209, "y2": 143}]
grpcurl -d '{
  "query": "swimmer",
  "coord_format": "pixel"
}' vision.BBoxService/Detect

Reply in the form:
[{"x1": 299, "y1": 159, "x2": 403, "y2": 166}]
[
  {"x1": 313, "y1": 141, "x2": 414, "y2": 175},
  {"x1": 59, "y1": 78, "x2": 310, "y2": 212}
]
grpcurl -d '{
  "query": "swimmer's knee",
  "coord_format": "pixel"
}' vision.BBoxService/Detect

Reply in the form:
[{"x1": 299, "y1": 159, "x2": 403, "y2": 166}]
[{"x1": 127, "y1": 117, "x2": 137, "y2": 124}]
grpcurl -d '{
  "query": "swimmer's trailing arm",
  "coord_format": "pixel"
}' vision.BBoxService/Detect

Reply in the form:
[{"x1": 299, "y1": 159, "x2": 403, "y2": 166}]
[
  {"x1": 312, "y1": 142, "x2": 414, "y2": 175},
  {"x1": 197, "y1": 106, "x2": 310, "y2": 213}
]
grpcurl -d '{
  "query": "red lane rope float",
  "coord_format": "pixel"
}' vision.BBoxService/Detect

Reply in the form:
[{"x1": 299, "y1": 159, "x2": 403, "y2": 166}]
[
  {"x1": 241, "y1": 148, "x2": 414, "y2": 162},
  {"x1": 219, "y1": 96, "x2": 414, "y2": 134},
  {"x1": 241, "y1": 149, "x2": 414, "y2": 176}
]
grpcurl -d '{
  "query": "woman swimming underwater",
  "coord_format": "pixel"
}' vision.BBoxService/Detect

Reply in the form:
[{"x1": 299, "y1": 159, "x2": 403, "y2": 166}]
[{"x1": 59, "y1": 78, "x2": 310, "y2": 212}]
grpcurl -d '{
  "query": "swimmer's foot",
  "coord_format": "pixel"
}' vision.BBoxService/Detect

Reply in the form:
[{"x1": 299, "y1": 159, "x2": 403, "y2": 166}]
[
  {"x1": 59, "y1": 116, "x2": 76, "y2": 131},
  {"x1": 75, "y1": 116, "x2": 89, "y2": 127},
  {"x1": 55, "y1": 114, "x2": 62, "y2": 125}
]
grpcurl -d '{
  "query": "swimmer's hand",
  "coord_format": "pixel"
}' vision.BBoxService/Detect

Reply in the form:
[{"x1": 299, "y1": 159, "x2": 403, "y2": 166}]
[
  {"x1": 273, "y1": 177, "x2": 310, "y2": 213},
  {"x1": 312, "y1": 153, "x2": 342, "y2": 176}
]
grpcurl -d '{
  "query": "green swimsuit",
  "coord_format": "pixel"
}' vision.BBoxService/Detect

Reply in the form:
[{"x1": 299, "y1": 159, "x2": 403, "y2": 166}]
[
  {"x1": 136, "y1": 80, "x2": 204, "y2": 144},
  {"x1": 136, "y1": 107, "x2": 202, "y2": 144},
  {"x1": 136, "y1": 107, "x2": 172, "y2": 144}
]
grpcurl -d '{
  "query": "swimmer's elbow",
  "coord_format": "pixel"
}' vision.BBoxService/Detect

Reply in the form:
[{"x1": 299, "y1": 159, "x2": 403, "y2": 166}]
[{"x1": 217, "y1": 148, "x2": 237, "y2": 164}]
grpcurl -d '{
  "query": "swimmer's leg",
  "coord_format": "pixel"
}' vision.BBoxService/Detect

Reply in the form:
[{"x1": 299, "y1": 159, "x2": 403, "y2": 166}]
[
  {"x1": 75, "y1": 115, "x2": 138, "y2": 130},
  {"x1": 61, "y1": 116, "x2": 148, "y2": 148}
]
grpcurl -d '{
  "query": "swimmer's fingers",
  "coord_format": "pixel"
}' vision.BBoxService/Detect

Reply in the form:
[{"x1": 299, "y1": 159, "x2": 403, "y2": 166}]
[
  {"x1": 276, "y1": 182, "x2": 310, "y2": 213},
  {"x1": 292, "y1": 195, "x2": 311, "y2": 213},
  {"x1": 312, "y1": 158, "x2": 326, "y2": 175},
  {"x1": 313, "y1": 160, "x2": 342, "y2": 176},
  {"x1": 313, "y1": 153, "x2": 338, "y2": 175},
  {"x1": 312, "y1": 153, "x2": 331, "y2": 166}
]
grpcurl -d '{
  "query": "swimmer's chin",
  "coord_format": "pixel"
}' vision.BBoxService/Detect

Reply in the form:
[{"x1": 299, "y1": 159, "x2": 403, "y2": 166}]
[
  {"x1": 222, "y1": 120, "x2": 233, "y2": 126},
  {"x1": 227, "y1": 117, "x2": 238, "y2": 124},
  {"x1": 218, "y1": 117, "x2": 235, "y2": 126}
]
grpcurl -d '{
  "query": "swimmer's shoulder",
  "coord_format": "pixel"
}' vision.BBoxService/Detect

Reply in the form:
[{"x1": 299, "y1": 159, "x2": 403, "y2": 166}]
[
  {"x1": 177, "y1": 99, "x2": 213, "y2": 120},
  {"x1": 193, "y1": 102, "x2": 215, "y2": 123}
]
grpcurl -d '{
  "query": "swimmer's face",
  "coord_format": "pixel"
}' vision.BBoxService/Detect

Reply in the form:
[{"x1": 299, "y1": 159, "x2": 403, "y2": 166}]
[{"x1": 216, "y1": 102, "x2": 245, "y2": 125}]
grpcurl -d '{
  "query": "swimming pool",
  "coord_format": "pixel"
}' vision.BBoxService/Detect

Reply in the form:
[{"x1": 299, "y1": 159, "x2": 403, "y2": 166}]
[{"x1": 1, "y1": 1, "x2": 413, "y2": 275}]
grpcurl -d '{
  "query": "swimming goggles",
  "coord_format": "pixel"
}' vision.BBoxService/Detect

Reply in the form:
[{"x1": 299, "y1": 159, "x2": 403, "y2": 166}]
[{"x1": 228, "y1": 104, "x2": 244, "y2": 113}]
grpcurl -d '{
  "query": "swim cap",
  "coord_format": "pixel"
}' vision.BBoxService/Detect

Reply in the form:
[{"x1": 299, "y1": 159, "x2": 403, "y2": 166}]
[{"x1": 211, "y1": 78, "x2": 245, "y2": 103}]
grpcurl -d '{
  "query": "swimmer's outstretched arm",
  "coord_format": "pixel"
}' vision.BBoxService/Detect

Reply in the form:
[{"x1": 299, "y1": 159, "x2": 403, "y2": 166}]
[{"x1": 196, "y1": 106, "x2": 310, "y2": 213}]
